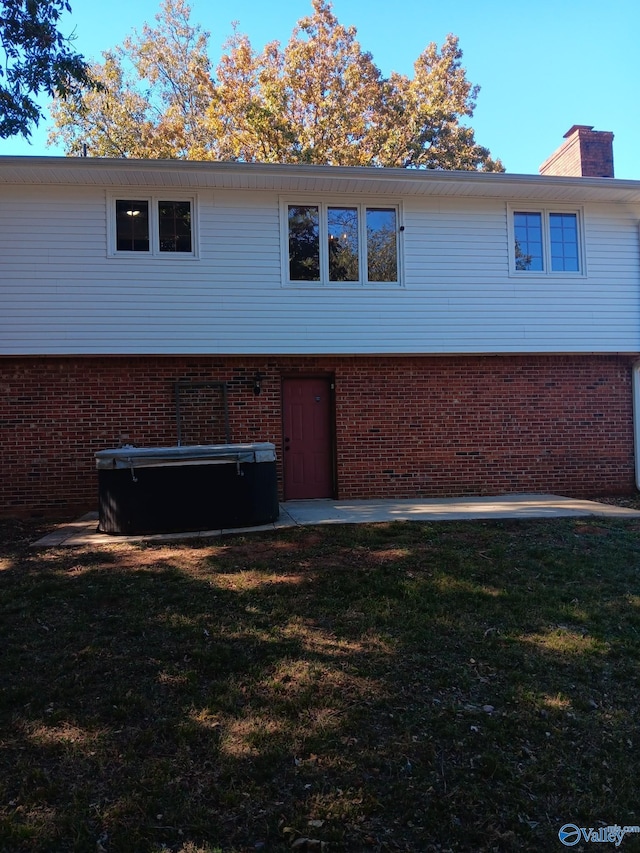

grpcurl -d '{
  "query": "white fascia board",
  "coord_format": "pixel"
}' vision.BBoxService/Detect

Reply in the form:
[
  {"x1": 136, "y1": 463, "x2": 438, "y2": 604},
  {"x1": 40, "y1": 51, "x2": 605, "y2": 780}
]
[{"x1": 2, "y1": 155, "x2": 640, "y2": 204}]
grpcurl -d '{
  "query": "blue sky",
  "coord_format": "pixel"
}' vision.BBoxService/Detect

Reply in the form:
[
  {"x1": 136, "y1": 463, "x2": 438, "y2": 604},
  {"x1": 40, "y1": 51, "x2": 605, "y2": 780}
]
[{"x1": 1, "y1": 0, "x2": 638, "y2": 178}]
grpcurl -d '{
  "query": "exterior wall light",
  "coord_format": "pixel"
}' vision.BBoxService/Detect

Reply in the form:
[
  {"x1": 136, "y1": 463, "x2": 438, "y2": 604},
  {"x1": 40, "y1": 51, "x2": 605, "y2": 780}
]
[{"x1": 253, "y1": 371, "x2": 265, "y2": 396}]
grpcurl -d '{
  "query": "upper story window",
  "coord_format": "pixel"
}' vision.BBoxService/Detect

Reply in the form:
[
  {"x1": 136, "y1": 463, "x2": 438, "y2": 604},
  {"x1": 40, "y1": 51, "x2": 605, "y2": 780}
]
[
  {"x1": 158, "y1": 201, "x2": 193, "y2": 253},
  {"x1": 109, "y1": 195, "x2": 197, "y2": 258},
  {"x1": 115, "y1": 200, "x2": 150, "y2": 251},
  {"x1": 284, "y1": 201, "x2": 401, "y2": 286},
  {"x1": 511, "y1": 207, "x2": 583, "y2": 275}
]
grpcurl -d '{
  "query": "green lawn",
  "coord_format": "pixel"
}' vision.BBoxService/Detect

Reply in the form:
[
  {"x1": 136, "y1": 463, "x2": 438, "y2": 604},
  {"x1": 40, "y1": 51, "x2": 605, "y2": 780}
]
[{"x1": 1, "y1": 515, "x2": 640, "y2": 852}]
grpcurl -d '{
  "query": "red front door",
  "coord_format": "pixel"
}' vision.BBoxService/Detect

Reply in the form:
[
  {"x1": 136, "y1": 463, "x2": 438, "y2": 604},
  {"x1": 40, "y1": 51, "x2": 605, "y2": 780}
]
[{"x1": 282, "y1": 377, "x2": 334, "y2": 500}]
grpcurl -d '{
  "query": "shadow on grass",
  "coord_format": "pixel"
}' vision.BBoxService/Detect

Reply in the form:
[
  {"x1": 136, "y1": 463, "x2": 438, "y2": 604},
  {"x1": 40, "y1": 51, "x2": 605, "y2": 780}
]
[{"x1": 1, "y1": 518, "x2": 640, "y2": 852}]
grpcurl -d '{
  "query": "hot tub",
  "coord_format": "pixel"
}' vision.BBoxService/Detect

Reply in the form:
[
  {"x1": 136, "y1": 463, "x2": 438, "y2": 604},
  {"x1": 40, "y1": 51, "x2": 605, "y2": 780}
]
[{"x1": 95, "y1": 443, "x2": 279, "y2": 534}]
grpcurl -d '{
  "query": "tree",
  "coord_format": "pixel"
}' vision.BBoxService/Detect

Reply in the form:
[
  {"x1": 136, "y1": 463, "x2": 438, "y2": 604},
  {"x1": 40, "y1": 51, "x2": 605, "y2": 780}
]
[
  {"x1": 0, "y1": 0, "x2": 91, "y2": 138},
  {"x1": 49, "y1": 0, "x2": 503, "y2": 171},
  {"x1": 50, "y1": 0, "x2": 212, "y2": 158},
  {"x1": 119, "y1": 0, "x2": 213, "y2": 158},
  {"x1": 49, "y1": 52, "x2": 157, "y2": 158},
  {"x1": 377, "y1": 36, "x2": 503, "y2": 170},
  {"x1": 210, "y1": 4, "x2": 388, "y2": 165}
]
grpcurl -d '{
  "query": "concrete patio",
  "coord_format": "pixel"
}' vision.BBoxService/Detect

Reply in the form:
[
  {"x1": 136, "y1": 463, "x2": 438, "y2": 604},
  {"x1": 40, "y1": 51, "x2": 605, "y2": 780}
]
[{"x1": 32, "y1": 493, "x2": 640, "y2": 547}]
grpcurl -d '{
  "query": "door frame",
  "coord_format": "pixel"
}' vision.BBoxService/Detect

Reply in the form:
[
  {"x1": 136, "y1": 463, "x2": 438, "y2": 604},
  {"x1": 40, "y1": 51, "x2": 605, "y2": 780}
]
[{"x1": 281, "y1": 373, "x2": 337, "y2": 500}]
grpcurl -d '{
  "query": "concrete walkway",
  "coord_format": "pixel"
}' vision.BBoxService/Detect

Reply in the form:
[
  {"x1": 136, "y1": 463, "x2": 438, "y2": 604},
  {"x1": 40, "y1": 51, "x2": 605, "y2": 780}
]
[{"x1": 32, "y1": 493, "x2": 640, "y2": 547}]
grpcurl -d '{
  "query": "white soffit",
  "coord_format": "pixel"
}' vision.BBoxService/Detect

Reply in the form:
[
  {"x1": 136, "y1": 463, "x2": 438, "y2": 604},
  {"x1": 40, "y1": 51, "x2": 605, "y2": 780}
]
[{"x1": 2, "y1": 155, "x2": 640, "y2": 204}]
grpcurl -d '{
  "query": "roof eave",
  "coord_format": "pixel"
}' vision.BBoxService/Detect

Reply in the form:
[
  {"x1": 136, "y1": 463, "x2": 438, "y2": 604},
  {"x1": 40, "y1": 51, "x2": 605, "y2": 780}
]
[{"x1": 1, "y1": 155, "x2": 640, "y2": 203}]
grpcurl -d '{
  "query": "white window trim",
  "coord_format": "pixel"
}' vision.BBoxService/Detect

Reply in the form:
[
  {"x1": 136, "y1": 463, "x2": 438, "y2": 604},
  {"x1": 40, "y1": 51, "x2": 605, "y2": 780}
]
[
  {"x1": 280, "y1": 197, "x2": 404, "y2": 287},
  {"x1": 507, "y1": 204, "x2": 586, "y2": 277},
  {"x1": 107, "y1": 192, "x2": 199, "y2": 259}
]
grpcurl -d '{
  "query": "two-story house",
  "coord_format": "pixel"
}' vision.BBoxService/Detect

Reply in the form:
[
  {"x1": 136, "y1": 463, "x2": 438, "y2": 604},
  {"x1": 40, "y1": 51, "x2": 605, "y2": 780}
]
[{"x1": 2, "y1": 125, "x2": 639, "y2": 516}]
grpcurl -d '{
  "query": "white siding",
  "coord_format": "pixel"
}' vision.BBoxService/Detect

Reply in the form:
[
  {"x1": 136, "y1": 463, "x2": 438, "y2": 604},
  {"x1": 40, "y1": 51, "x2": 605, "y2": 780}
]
[{"x1": 1, "y1": 184, "x2": 639, "y2": 355}]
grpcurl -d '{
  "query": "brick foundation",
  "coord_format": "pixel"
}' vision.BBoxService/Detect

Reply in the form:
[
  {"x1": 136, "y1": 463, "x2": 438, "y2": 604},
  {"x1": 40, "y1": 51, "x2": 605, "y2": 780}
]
[{"x1": 0, "y1": 354, "x2": 635, "y2": 517}]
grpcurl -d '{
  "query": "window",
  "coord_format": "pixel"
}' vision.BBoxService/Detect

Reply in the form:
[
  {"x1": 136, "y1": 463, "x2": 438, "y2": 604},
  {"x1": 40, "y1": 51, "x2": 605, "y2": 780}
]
[
  {"x1": 511, "y1": 207, "x2": 583, "y2": 274},
  {"x1": 158, "y1": 201, "x2": 192, "y2": 253},
  {"x1": 284, "y1": 201, "x2": 401, "y2": 285},
  {"x1": 549, "y1": 213, "x2": 579, "y2": 272},
  {"x1": 116, "y1": 200, "x2": 149, "y2": 252},
  {"x1": 109, "y1": 195, "x2": 197, "y2": 257}
]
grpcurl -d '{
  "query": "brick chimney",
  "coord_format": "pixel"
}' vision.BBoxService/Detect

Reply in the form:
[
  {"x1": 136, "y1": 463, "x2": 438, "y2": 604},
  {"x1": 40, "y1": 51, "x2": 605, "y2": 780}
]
[{"x1": 539, "y1": 125, "x2": 614, "y2": 178}]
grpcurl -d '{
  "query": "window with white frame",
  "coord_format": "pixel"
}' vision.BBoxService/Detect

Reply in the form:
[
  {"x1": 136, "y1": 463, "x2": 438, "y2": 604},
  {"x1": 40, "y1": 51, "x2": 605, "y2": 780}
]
[
  {"x1": 510, "y1": 207, "x2": 583, "y2": 274},
  {"x1": 109, "y1": 195, "x2": 197, "y2": 257},
  {"x1": 284, "y1": 201, "x2": 401, "y2": 285}
]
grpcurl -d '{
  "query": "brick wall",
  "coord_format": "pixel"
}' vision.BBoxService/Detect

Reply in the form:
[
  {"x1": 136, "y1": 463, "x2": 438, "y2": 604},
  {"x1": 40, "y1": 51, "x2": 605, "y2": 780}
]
[{"x1": 0, "y1": 354, "x2": 635, "y2": 517}]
